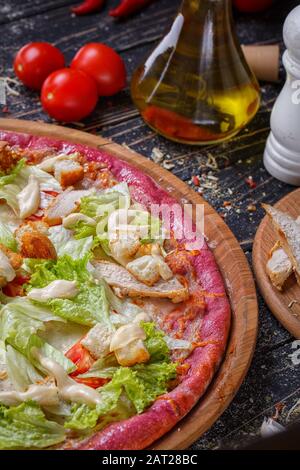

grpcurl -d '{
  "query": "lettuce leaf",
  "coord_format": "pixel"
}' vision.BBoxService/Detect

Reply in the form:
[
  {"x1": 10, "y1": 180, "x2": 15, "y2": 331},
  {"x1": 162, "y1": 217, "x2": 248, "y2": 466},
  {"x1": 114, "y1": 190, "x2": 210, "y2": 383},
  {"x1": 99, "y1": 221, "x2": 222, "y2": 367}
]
[
  {"x1": 0, "y1": 159, "x2": 25, "y2": 187},
  {"x1": 48, "y1": 226, "x2": 93, "y2": 260},
  {"x1": 27, "y1": 255, "x2": 91, "y2": 289},
  {"x1": 0, "y1": 221, "x2": 17, "y2": 251},
  {"x1": 47, "y1": 282, "x2": 110, "y2": 326},
  {"x1": 0, "y1": 184, "x2": 20, "y2": 214},
  {"x1": 66, "y1": 323, "x2": 176, "y2": 430},
  {"x1": 2, "y1": 296, "x2": 66, "y2": 323},
  {"x1": 27, "y1": 255, "x2": 111, "y2": 327},
  {"x1": 6, "y1": 345, "x2": 43, "y2": 392},
  {"x1": 0, "y1": 304, "x2": 75, "y2": 374},
  {"x1": 73, "y1": 221, "x2": 96, "y2": 240},
  {"x1": 65, "y1": 361, "x2": 176, "y2": 430},
  {"x1": 142, "y1": 322, "x2": 170, "y2": 363},
  {"x1": 65, "y1": 392, "x2": 133, "y2": 431},
  {"x1": 80, "y1": 193, "x2": 120, "y2": 218},
  {"x1": 0, "y1": 402, "x2": 65, "y2": 449},
  {"x1": 12, "y1": 164, "x2": 61, "y2": 193}
]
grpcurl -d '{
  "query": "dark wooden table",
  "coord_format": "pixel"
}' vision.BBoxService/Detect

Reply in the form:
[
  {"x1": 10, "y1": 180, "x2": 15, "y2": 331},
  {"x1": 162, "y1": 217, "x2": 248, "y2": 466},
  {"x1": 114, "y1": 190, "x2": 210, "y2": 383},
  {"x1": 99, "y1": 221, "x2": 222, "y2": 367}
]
[{"x1": 1, "y1": 0, "x2": 300, "y2": 450}]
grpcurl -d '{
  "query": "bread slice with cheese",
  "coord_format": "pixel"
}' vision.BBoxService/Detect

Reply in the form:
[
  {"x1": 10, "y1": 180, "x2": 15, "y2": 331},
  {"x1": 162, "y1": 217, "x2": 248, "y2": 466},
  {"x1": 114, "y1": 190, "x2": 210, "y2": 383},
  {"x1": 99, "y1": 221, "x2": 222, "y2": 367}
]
[
  {"x1": 92, "y1": 260, "x2": 189, "y2": 303},
  {"x1": 266, "y1": 241, "x2": 293, "y2": 290},
  {"x1": 263, "y1": 203, "x2": 300, "y2": 286}
]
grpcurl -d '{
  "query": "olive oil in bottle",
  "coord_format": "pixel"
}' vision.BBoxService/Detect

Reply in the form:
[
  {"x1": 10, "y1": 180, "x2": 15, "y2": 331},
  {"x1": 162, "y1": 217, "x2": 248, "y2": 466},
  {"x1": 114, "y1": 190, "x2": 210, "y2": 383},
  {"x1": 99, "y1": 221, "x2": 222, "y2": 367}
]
[{"x1": 131, "y1": 0, "x2": 260, "y2": 145}]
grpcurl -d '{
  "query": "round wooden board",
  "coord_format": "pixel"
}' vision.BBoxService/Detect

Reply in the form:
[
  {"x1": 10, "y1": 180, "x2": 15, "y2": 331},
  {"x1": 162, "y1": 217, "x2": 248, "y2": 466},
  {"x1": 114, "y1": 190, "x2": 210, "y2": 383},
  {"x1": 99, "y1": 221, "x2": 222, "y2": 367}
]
[
  {"x1": 0, "y1": 118, "x2": 258, "y2": 450},
  {"x1": 253, "y1": 188, "x2": 300, "y2": 339}
]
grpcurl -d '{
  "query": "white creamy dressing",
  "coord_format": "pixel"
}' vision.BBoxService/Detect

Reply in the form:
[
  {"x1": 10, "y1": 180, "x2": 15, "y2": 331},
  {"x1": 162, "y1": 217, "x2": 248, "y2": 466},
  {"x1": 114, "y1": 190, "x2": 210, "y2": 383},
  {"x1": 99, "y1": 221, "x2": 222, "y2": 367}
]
[
  {"x1": 0, "y1": 249, "x2": 16, "y2": 282},
  {"x1": 27, "y1": 280, "x2": 79, "y2": 302},
  {"x1": 0, "y1": 382, "x2": 59, "y2": 407},
  {"x1": 110, "y1": 323, "x2": 146, "y2": 352},
  {"x1": 38, "y1": 355, "x2": 102, "y2": 406},
  {"x1": 62, "y1": 213, "x2": 96, "y2": 229},
  {"x1": 16, "y1": 175, "x2": 40, "y2": 218}
]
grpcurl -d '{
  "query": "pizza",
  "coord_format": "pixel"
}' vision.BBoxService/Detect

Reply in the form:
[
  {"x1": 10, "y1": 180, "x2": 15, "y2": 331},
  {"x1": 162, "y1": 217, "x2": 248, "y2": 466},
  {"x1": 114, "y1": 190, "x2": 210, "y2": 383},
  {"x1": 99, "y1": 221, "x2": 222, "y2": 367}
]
[{"x1": 0, "y1": 130, "x2": 230, "y2": 450}]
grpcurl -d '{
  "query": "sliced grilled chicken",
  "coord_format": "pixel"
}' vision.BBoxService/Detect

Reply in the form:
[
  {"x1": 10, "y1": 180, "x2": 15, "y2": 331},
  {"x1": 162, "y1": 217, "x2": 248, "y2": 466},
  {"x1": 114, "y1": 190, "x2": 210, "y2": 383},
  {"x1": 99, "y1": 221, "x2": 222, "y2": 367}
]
[
  {"x1": 263, "y1": 203, "x2": 300, "y2": 285},
  {"x1": 54, "y1": 160, "x2": 84, "y2": 188},
  {"x1": 43, "y1": 189, "x2": 91, "y2": 226},
  {"x1": 92, "y1": 260, "x2": 189, "y2": 303},
  {"x1": 266, "y1": 241, "x2": 293, "y2": 290}
]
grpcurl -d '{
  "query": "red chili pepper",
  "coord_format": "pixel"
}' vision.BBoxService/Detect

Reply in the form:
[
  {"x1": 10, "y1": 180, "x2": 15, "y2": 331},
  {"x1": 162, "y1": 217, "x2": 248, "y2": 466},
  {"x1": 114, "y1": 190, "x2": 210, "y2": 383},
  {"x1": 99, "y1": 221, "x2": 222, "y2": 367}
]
[
  {"x1": 109, "y1": 0, "x2": 153, "y2": 18},
  {"x1": 71, "y1": 0, "x2": 105, "y2": 16}
]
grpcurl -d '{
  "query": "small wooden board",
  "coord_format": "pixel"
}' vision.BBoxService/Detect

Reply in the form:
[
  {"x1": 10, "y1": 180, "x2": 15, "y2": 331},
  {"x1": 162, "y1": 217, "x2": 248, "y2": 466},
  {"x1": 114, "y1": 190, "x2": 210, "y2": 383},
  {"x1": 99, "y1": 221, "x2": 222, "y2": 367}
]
[
  {"x1": 253, "y1": 188, "x2": 300, "y2": 339},
  {"x1": 0, "y1": 118, "x2": 258, "y2": 449}
]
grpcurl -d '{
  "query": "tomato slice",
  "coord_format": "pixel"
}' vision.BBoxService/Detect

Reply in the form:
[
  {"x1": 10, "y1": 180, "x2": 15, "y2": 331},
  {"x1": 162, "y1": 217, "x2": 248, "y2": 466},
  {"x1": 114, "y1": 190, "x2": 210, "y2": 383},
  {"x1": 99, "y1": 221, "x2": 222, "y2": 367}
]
[
  {"x1": 26, "y1": 213, "x2": 44, "y2": 221},
  {"x1": 65, "y1": 341, "x2": 94, "y2": 376},
  {"x1": 3, "y1": 275, "x2": 30, "y2": 297},
  {"x1": 65, "y1": 340, "x2": 111, "y2": 389},
  {"x1": 72, "y1": 376, "x2": 108, "y2": 389},
  {"x1": 42, "y1": 190, "x2": 59, "y2": 197}
]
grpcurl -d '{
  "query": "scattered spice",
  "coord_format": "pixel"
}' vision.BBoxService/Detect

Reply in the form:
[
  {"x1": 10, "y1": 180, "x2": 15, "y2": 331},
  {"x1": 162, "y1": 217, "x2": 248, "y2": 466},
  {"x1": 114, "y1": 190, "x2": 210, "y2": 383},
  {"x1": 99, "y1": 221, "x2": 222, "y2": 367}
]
[
  {"x1": 245, "y1": 176, "x2": 257, "y2": 189},
  {"x1": 272, "y1": 402, "x2": 285, "y2": 420},
  {"x1": 151, "y1": 147, "x2": 164, "y2": 164},
  {"x1": 192, "y1": 175, "x2": 200, "y2": 186},
  {"x1": 162, "y1": 161, "x2": 175, "y2": 170},
  {"x1": 247, "y1": 204, "x2": 257, "y2": 212},
  {"x1": 223, "y1": 201, "x2": 231, "y2": 207},
  {"x1": 71, "y1": 0, "x2": 105, "y2": 15}
]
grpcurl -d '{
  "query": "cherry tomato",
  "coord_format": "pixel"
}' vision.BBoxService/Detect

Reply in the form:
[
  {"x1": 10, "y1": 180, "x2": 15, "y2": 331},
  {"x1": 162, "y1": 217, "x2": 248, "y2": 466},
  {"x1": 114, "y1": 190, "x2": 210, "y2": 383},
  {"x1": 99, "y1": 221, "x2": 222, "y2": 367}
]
[
  {"x1": 71, "y1": 43, "x2": 126, "y2": 96},
  {"x1": 3, "y1": 275, "x2": 30, "y2": 297},
  {"x1": 14, "y1": 42, "x2": 65, "y2": 90},
  {"x1": 233, "y1": 0, "x2": 273, "y2": 13},
  {"x1": 41, "y1": 68, "x2": 98, "y2": 122},
  {"x1": 65, "y1": 341, "x2": 95, "y2": 376},
  {"x1": 73, "y1": 376, "x2": 108, "y2": 389},
  {"x1": 65, "y1": 340, "x2": 109, "y2": 388}
]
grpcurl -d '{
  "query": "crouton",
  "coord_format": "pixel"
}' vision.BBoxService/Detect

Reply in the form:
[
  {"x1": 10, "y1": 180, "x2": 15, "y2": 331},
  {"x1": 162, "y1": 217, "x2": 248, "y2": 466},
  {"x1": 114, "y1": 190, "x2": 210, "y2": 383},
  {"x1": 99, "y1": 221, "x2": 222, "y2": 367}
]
[
  {"x1": 115, "y1": 339, "x2": 150, "y2": 367},
  {"x1": 20, "y1": 232, "x2": 57, "y2": 259},
  {"x1": 0, "y1": 244, "x2": 22, "y2": 287},
  {"x1": 54, "y1": 160, "x2": 84, "y2": 188},
  {"x1": 0, "y1": 244, "x2": 22, "y2": 271},
  {"x1": 0, "y1": 141, "x2": 22, "y2": 173},
  {"x1": 15, "y1": 221, "x2": 49, "y2": 246}
]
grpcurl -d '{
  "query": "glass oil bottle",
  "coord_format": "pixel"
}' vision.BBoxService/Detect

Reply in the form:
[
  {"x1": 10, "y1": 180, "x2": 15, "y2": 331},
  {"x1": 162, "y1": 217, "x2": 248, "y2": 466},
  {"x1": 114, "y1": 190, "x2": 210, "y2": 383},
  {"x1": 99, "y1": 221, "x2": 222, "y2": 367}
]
[{"x1": 131, "y1": 0, "x2": 260, "y2": 145}]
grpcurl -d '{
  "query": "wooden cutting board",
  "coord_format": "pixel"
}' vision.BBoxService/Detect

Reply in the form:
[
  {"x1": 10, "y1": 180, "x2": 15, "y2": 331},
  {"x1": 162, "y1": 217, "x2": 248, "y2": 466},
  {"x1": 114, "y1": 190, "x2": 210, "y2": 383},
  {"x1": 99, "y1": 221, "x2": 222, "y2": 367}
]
[
  {"x1": 253, "y1": 189, "x2": 300, "y2": 339},
  {"x1": 0, "y1": 118, "x2": 258, "y2": 449}
]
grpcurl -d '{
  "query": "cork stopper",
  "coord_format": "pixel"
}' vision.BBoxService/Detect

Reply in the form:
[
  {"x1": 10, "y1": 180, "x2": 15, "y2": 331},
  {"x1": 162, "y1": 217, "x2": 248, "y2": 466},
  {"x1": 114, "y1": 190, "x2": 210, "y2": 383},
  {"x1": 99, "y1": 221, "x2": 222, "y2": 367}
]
[{"x1": 242, "y1": 44, "x2": 280, "y2": 83}]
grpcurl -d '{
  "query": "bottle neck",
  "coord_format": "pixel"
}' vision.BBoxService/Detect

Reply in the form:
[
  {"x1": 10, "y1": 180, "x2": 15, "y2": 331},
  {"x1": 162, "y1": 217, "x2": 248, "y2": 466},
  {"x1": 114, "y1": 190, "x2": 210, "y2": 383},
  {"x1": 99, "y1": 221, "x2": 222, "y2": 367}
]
[{"x1": 180, "y1": 0, "x2": 231, "y2": 18}]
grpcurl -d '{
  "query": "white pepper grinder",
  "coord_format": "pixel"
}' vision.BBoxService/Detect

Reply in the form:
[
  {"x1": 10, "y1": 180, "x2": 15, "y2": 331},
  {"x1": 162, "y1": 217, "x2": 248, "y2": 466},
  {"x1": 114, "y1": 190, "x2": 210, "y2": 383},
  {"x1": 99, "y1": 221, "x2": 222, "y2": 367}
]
[{"x1": 264, "y1": 5, "x2": 300, "y2": 185}]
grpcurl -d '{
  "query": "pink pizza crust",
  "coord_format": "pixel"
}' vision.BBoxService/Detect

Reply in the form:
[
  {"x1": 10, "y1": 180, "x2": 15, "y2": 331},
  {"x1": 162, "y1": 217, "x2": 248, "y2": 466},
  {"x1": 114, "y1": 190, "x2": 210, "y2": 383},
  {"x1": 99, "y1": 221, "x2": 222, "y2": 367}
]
[{"x1": 0, "y1": 130, "x2": 231, "y2": 450}]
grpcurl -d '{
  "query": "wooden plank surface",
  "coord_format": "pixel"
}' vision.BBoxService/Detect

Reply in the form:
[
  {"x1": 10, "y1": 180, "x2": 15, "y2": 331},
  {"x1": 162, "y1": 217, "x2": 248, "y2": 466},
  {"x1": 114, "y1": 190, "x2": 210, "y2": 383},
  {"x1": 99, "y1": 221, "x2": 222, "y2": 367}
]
[
  {"x1": 253, "y1": 189, "x2": 300, "y2": 339},
  {"x1": 0, "y1": 0, "x2": 300, "y2": 449}
]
